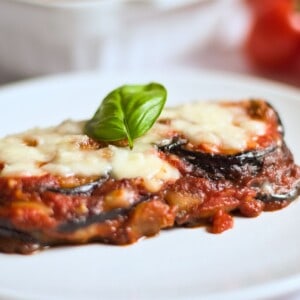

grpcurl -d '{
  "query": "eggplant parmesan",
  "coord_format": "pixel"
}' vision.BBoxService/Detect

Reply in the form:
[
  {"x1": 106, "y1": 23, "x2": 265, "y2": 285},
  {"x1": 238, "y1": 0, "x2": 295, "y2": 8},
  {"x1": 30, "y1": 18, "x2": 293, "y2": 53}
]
[{"x1": 0, "y1": 99, "x2": 299, "y2": 254}]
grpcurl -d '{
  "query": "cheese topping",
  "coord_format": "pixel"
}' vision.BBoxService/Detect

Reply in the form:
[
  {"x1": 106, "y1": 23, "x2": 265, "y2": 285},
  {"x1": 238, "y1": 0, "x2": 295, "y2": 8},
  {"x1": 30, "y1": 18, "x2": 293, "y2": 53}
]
[
  {"x1": 160, "y1": 102, "x2": 266, "y2": 152},
  {"x1": 0, "y1": 102, "x2": 267, "y2": 191}
]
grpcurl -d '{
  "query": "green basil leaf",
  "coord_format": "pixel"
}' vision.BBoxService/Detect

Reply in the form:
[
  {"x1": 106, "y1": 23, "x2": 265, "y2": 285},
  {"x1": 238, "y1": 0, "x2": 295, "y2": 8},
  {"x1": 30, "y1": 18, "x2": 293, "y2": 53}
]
[{"x1": 84, "y1": 82, "x2": 167, "y2": 149}]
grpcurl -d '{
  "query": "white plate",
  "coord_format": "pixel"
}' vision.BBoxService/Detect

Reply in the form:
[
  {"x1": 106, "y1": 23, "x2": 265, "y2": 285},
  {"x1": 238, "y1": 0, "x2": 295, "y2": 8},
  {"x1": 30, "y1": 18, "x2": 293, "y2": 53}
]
[{"x1": 0, "y1": 70, "x2": 299, "y2": 300}]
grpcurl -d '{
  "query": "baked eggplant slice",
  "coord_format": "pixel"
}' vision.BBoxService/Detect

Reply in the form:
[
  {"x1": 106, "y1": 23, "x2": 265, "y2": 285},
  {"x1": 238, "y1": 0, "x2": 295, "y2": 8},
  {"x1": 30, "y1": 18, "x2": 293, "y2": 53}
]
[
  {"x1": 58, "y1": 194, "x2": 151, "y2": 232},
  {"x1": 159, "y1": 137, "x2": 277, "y2": 180}
]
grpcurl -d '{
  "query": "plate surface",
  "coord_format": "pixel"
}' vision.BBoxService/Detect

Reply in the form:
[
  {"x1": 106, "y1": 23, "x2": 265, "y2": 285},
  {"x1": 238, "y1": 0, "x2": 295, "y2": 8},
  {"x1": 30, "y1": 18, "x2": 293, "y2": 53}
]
[{"x1": 0, "y1": 70, "x2": 299, "y2": 300}]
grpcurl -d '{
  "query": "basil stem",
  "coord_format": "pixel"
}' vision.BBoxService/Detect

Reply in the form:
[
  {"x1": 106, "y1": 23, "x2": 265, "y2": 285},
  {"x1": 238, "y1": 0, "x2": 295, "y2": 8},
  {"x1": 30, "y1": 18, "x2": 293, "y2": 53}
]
[{"x1": 84, "y1": 82, "x2": 167, "y2": 149}]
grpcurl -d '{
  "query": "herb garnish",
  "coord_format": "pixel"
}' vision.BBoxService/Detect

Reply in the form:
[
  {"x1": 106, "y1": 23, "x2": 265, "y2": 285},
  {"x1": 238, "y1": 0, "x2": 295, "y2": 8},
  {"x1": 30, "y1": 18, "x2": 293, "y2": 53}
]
[{"x1": 84, "y1": 83, "x2": 167, "y2": 149}]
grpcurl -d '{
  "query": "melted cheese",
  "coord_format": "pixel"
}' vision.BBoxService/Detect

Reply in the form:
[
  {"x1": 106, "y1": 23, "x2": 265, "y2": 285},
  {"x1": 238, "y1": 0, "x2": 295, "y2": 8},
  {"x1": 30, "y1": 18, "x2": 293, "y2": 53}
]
[
  {"x1": 160, "y1": 102, "x2": 266, "y2": 152},
  {"x1": 0, "y1": 102, "x2": 267, "y2": 191},
  {"x1": 0, "y1": 121, "x2": 180, "y2": 192}
]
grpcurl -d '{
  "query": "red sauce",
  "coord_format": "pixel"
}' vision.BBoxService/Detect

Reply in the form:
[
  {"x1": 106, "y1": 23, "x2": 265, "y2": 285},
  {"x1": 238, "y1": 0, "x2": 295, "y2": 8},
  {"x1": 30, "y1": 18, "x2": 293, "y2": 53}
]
[
  {"x1": 0, "y1": 100, "x2": 298, "y2": 254},
  {"x1": 211, "y1": 210, "x2": 234, "y2": 234}
]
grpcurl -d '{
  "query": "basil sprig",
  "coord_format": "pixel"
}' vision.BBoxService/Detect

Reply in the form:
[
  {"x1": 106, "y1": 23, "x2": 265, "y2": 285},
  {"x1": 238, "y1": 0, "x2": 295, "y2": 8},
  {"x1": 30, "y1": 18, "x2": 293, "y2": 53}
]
[{"x1": 84, "y1": 82, "x2": 167, "y2": 149}]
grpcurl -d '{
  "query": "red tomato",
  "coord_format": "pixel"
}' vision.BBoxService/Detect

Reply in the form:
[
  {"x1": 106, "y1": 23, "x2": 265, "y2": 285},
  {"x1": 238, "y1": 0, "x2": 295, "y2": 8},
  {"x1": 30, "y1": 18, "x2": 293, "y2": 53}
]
[
  {"x1": 245, "y1": 0, "x2": 300, "y2": 70},
  {"x1": 246, "y1": 0, "x2": 293, "y2": 16}
]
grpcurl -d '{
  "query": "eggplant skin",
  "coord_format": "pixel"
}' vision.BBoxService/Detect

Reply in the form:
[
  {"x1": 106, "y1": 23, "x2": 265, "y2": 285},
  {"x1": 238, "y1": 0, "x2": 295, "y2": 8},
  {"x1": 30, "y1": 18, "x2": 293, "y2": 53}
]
[
  {"x1": 45, "y1": 176, "x2": 109, "y2": 195},
  {"x1": 160, "y1": 137, "x2": 300, "y2": 203},
  {"x1": 58, "y1": 194, "x2": 151, "y2": 233},
  {"x1": 159, "y1": 138, "x2": 276, "y2": 181},
  {"x1": 0, "y1": 223, "x2": 41, "y2": 254},
  {"x1": 257, "y1": 187, "x2": 300, "y2": 202},
  {"x1": 249, "y1": 100, "x2": 284, "y2": 135}
]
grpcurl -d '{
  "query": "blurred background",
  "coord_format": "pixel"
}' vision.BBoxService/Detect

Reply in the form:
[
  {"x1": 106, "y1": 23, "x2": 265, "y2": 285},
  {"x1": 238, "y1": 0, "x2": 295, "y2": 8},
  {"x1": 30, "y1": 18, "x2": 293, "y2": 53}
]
[{"x1": 0, "y1": 0, "x2": 299, "y2": 86}]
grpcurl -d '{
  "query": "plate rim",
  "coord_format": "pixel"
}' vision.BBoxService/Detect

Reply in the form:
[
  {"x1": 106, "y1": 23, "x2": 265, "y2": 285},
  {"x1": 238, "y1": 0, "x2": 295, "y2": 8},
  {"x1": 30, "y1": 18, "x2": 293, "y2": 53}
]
[{"x1": 1, "y1": 68, "x2": 299, "y2": 96}]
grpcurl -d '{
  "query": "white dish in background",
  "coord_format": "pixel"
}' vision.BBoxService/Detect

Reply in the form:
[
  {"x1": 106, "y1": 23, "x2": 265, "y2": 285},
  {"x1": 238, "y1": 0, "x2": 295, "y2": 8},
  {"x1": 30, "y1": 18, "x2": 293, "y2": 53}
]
[
  {"x1": 0, "y1": 0, "x2": 219, "y2": 82},
  {"x1": 0, "y1": 70, "x2": 300, "y2": 300}
]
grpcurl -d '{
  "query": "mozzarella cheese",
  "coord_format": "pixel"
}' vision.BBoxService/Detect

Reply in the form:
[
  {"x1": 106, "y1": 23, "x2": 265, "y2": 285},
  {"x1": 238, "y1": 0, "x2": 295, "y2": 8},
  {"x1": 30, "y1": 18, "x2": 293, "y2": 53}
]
[
  {"x1": 0, "y1": 102, "x2": 267, "y2": 191},
  {"x1": 160, "y1": 102, "x2": 266, "y2": 152}
]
